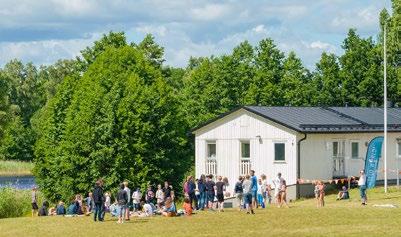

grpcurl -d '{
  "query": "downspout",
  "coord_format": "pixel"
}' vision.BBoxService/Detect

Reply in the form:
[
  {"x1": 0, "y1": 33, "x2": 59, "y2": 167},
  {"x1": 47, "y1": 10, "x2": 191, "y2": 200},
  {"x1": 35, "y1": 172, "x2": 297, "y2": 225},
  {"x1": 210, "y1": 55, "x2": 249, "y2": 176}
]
[{"x1": 297, "y1": 133, "x2": 307, "y2": 199}]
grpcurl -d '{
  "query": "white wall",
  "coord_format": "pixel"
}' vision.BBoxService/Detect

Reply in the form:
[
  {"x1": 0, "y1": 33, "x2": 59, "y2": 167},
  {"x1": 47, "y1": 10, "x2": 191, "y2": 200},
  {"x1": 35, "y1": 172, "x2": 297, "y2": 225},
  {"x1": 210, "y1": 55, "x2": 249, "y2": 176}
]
[
  {"x1": 194, "y1": 109, "x2": 297, "y2": 196},
  {"x1": 300, "y1": 132, "x2": 401, "y2": 181}
]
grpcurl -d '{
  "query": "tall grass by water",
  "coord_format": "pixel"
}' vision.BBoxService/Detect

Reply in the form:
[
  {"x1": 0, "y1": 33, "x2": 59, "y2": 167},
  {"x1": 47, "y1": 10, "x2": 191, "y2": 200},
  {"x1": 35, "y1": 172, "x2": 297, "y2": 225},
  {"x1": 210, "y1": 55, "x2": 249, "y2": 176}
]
[
  {"x1": 0, "y1": 160, "x2": 33, "y2": 176},
  {"x1": 0, "y1": 187, "x2": 44, "y2": 219}
]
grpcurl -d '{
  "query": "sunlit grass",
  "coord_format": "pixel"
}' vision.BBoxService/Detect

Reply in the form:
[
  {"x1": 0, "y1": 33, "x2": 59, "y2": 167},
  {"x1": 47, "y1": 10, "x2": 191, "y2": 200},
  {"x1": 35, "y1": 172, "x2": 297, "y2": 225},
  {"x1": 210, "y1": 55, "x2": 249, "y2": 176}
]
[
  {"x1": 1, "y1": 186, "x2": 401, "y2": 237},
  {"x1": 0, "y1": 160, "x2": 33, "y2": 176}
]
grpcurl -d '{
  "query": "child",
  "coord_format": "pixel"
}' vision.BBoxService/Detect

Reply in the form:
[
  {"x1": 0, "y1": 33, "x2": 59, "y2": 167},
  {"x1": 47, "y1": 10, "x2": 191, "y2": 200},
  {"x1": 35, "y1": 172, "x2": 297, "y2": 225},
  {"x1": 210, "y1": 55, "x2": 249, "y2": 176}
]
[
  {"x1": 195, "y1": 179, "x2": 200, "y2": 210},
  {"x1": 316, "y1": 180, "x2": 325, "y2": 207},
  {"x1": 261, "y1": 174, "x2": 268, "y2": 206},
  {"x1": 162, "y1": 197, "x2": 177, "y2": 217},
  {"x1": 132, "y1": 188, "x2": 142, "y2": 212},
  {"x1": 155, "y1": 184, "x2": 164, "y2": 210},
  {"x1": 257, "y1": 179, "x2": 265, "y2": 208},
  {"x1": 31, "y1": 187, "x2": 39, "y2": 217},
  {"x1": 38, "y1": 201, "x2": 49, "y2": 216},
  {"x1": 215, "y1": 176, "x2": 225, "y2": 212},
  {"x1": 183, "y1": 197, "x2": 193, "y2": 216},
  {"x1": 337, "y1": 186, "x2": 349, "y2": 200},
  {"x1": 234, "y1": 176, "x2": 244, "y2": 211},
  {"x1": 314, "y1": 181, "x2": 320, "y2": 208},
  {"x1": 266, "y1": 184, "x2": 272, "y2": 205},
  {"x1": 279, "y1": 180, "x2": 289, "y2": 208}
]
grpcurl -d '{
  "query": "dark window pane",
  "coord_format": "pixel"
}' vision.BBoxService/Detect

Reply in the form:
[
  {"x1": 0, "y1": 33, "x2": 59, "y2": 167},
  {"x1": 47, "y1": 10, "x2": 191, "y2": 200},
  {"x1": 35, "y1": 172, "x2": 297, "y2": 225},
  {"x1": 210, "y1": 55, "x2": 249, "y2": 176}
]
[
  {"x1": 207, "y1": 143, "x2": 216, "y2": 158},
  {"x1": 241, "y1": 142, "x2": 250, "y2": 158},
  {"x1": 275, "y1": 143, "x2": 285, "y2": 161},
  {"x1": 352, "y1": 142, "x2": 359, "y2": 158},
  {"x1": 333, "y1": 142, "x2": 338, "y2": 156}
]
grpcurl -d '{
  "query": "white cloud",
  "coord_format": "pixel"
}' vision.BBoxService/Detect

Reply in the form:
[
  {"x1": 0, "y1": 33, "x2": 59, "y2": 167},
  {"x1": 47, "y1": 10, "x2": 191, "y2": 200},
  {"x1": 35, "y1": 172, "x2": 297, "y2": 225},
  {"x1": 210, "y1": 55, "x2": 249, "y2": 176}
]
[{"x1": 190, "y1": 4, "x2": 231, "y2": 21}]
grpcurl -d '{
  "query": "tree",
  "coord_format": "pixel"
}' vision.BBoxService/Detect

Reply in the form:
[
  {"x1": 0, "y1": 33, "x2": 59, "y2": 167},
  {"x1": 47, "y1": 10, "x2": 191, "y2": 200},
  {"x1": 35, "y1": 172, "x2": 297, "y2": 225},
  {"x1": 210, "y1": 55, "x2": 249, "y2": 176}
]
[
  {"x1": 34, "y1": 45, "x2": 190, "y2": 201},
  {"x1": 311, "y1": 53, "x2": 343, "y2": 106},
  {"x1": 136, "y1": 34, "x2": 165, "y2": 68}
]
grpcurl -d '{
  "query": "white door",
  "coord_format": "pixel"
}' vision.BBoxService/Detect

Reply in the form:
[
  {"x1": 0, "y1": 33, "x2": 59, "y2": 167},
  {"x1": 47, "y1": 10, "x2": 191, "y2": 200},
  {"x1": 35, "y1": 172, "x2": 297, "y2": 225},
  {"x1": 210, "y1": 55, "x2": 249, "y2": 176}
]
[{"x1": 332, "y1": 141, "x2": 345, "y2": 177}]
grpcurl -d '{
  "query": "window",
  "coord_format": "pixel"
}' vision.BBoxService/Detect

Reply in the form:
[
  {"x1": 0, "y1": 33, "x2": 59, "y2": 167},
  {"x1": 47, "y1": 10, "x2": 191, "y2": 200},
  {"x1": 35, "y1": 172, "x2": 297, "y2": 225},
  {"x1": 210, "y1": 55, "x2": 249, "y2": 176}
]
[
  {"x1": 241, "y1": 142, "x2": 250, "y2": 159},
  {"x1": 351, "y1": 142, "x2": 359, "y2": 159},
  {"x1": 333, "y1": 141, "x2": 345, "y2": 157},
  {"x1": 274, "y1": 143, "x2": 285, "y2": 161},
  {"x1": 207, "y1": 142, "x2": 216, "y2": 159},
  {"x1": 398, "y1": 142, "x2": 401, "y2": 158}
]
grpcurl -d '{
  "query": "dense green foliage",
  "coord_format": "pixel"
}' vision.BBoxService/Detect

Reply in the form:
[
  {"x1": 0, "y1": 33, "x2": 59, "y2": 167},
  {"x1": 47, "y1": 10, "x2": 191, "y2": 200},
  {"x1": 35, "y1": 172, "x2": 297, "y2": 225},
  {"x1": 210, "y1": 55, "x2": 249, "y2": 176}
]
[{"x1": 0, "y1": 1, "x2": 399, "y2": 201}]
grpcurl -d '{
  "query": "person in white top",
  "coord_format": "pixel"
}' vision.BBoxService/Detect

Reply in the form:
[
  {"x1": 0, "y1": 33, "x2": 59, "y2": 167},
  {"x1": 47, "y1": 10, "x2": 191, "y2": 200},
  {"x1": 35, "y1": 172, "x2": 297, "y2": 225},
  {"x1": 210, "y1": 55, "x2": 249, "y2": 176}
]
[
  {"x1": 155, "y1": 184, "x2": 164, "y2": 210},
  {"x1": 358, "y1": 170, "x2": 367, "y2": 205},
  {"x1": 132, "y1": 188, "x2": 142, "y2": 211},
  {"x1": 272, "y1": 173, "x2": 283, "y2": 205},
  {"x1": 123, "y1": 181, "x2": 131, "y2": 220}
]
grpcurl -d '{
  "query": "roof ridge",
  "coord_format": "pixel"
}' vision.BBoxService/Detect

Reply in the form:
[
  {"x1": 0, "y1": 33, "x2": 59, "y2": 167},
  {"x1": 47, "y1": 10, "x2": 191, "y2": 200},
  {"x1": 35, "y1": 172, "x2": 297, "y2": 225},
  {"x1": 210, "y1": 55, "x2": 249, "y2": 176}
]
[{"x1": 323, "y1": 107, "x2": 369, "y2": 125}]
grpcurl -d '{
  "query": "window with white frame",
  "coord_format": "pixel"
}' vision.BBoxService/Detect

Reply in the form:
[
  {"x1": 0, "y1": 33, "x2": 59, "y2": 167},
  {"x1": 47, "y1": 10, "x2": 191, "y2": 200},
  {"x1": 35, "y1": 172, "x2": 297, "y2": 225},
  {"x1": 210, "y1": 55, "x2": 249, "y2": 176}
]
[
  {"x1": 351, "y1": 142, "x2": 359, "y2": 159},
  {"x1": 398, "y1": 141, "x2": 401, "y2": 158},
  {"x1": 274, "y1": 143, "x2": 285, "y2": 161},
  {"x1": 332, "y1": 141, "x2": 345, "y2": 157},
  {"x1": 207, "y1": 142, "x2": 216, "y2": 159}
]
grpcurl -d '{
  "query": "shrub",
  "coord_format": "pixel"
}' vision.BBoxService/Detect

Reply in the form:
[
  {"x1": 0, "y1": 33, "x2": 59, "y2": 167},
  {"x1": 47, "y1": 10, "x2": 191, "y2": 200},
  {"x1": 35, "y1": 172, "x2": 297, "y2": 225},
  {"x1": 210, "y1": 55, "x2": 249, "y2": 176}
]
[{"x1": 0, "y1": 187, "x2": 43, "y2": 219}]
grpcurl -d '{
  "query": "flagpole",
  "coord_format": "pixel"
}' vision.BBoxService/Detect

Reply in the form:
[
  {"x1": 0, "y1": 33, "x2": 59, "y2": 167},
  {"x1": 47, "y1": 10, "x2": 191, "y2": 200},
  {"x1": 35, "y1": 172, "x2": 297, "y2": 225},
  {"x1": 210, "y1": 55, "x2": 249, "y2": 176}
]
[{"x1": 384, "y1": 22, "x2": 388, "y2": 193}]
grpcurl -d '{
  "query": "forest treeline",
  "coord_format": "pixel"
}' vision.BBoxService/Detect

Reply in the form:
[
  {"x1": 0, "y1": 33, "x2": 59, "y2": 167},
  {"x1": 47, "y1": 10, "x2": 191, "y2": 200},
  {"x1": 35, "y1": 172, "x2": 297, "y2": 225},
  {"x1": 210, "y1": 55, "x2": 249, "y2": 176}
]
[{"x1": 0, "y1": 4, "x2": 399, "y2": 201}]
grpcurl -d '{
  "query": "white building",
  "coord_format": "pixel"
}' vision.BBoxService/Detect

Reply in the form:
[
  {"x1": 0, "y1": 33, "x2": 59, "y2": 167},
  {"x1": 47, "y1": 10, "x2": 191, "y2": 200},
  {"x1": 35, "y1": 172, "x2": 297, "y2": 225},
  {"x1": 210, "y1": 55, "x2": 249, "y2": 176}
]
[{"x1": 192, "y1": 106, "x2": 401, "y2": 201}]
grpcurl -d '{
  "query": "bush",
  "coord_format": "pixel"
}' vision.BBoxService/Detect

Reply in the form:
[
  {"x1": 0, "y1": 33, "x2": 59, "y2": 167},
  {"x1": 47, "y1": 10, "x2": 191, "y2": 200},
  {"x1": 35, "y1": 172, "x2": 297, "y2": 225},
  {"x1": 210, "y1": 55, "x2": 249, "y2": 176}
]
[{"x1": 0, "y1": 187, "x2": 43, "y2": 219}]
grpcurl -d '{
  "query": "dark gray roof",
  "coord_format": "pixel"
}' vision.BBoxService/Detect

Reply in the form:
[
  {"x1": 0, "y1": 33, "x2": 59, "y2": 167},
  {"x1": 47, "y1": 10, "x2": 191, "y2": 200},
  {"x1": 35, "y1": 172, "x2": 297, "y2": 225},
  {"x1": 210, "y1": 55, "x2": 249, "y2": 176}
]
[{"x1": 193, "y1": 106, "x2": 401, "y2": 133}]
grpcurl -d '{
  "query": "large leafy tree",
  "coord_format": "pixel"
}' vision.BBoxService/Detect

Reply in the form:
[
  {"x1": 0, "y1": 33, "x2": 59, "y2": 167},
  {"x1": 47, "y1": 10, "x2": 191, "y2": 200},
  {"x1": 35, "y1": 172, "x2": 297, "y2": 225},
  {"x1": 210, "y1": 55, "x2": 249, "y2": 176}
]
[{"x1": 34, "y1": 43, "x2": 190, "y2": 201}]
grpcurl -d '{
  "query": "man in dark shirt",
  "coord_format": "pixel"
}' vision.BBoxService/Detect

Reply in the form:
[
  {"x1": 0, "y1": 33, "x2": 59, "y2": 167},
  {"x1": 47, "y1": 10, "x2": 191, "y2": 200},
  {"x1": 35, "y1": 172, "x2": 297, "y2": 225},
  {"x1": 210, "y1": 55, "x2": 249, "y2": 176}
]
[
  {"x1": 215, "y1": 176, "x2": 225, "y2": 212},
  {"x1": 163, "y1": 181, "x2": 172, "y2": 200},
  {"x1": 205, "y1": 175, "x2": 216, "y2": 210},
  {"x1": 117, "y1": 183, "x2": 128, "y2": 224},
  {"x1": 93, "y1": 179, "x2": 104, "y2": 222}
]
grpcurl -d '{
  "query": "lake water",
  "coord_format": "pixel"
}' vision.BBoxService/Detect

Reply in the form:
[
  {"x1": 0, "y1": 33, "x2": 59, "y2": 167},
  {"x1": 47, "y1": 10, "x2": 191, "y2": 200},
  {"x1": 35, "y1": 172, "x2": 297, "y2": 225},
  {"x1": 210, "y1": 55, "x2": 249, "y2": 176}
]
[{"x1": 0, "y1": 176, "x2": 36, "y2": 189}]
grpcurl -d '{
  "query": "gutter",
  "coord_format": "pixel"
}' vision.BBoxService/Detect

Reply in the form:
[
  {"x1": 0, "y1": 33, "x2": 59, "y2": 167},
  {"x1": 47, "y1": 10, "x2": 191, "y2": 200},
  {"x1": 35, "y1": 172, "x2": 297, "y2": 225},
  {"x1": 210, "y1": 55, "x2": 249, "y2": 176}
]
[{"x1": 296, "y1": 133, "x2": 307, "y2": 199}]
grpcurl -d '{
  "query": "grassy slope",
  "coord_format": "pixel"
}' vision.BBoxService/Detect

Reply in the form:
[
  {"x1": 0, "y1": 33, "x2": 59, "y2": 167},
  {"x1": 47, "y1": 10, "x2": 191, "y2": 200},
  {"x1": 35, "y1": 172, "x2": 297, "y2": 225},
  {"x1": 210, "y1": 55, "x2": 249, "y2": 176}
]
[
  {"x1": 1, "y1": 187, "x2": 401, "y2": 237},
  {"x1": 0, "y1": 160, "x2": 33, "y2": 176}
]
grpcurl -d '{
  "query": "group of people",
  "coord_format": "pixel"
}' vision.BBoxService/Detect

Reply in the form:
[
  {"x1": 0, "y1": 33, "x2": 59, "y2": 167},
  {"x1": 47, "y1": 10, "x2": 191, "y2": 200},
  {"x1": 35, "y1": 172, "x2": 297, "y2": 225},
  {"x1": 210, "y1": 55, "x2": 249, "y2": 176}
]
[
  {"x1": 181, "y1": 170, "x2": 289, "y2": 215},
  {"x1": 30, "y1": 169, "x2": 369, "y2": 220}
]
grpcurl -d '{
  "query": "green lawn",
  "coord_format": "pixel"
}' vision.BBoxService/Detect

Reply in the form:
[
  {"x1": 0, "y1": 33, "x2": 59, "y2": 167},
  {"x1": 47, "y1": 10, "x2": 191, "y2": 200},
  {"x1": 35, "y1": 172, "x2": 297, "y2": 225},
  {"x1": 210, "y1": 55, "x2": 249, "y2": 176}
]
[
  {"x1": 0, "y1": 160, "x2": 33, "y2": 176},
  {"x1": 1, "y1": 187, "x2": 401, "y2": 237}
]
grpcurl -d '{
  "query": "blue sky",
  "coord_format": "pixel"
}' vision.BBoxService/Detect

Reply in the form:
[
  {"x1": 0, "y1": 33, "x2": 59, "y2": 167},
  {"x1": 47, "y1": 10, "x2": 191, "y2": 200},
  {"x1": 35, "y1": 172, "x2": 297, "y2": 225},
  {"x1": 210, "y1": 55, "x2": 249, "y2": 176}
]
[{"x1": 0, "y1": 0, "x2": 392, "y2": 69}]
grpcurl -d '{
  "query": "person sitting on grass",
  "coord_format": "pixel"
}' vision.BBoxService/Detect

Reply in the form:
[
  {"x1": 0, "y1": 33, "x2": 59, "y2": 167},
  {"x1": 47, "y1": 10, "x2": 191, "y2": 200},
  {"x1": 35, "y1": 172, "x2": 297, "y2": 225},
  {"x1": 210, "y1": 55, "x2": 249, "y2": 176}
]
[
  {"x1": 337, "y1": 186, "x2": 349, "y2": 200},
  {"x1": 38, "y1": 201, "x2": 49, "y2": 216},
  {"x1": 67, "y1": 199, "x2": 78, "y2": 215},
  {"x1": 56, "y1": 201, "x2": 66, "y2": 215},
  {"x1": 183, "y1": 197, "x2": 193, "y2": 216},
  {"x1": 142, "y1": 201, "x2": 155, "y2": 216},
  {"x1": 109, "y1": 200, "x2": 119, "y2": 217},
  {"x1": 162, "y1": 197, "x2": 177, "y2": 217}
]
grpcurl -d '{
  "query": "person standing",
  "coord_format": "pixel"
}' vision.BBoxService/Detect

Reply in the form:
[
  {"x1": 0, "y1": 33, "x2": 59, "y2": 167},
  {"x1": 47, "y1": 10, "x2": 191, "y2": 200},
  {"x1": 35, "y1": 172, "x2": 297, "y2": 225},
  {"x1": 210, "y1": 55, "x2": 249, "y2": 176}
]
[
  {"x1": 163, "y1": 181, "x2": 172, "y2": 200},
  {"x1": 215, "y1": 176, "x2": 226, "y2": 212},
  {"x1": 250, "y1": 170, "x2": 258, "y2": 209},
  {"x1": 156, "y1": 184, "x2": 165, "y2": 210},
  {"x1": 93, "y1": 179, "x2": 104, "y2": 221},
  {"x1": 358, "y1": 170, "x2": 367, "y2": 205},
  {"x1": 184, "y1": 176, "x2": 197, "y2": 209},
  {"x1": 273, "y1": 173, "x2": 283, "y2": 206},
  {"x1": 123, "y1": 181, "x2": 131, "y2": 221},
  {"x1": 117, "y1": 183, "x2": 128, "y2": 224},
  {"x1": 31, "y1": 187, "x2": 39, "y2": 217},
  {"x1": 242, "y1": 175, "x2": 254, "y2": 214},
  {"x1": 234, "y1": 176, "x2": 244, "y2": 211},
  {"x1": 197, "y1": 175, "x2": 207, "y2": 210},
  {"x1": 205, "y1": 175, "x2": 216, "y2": 211}
]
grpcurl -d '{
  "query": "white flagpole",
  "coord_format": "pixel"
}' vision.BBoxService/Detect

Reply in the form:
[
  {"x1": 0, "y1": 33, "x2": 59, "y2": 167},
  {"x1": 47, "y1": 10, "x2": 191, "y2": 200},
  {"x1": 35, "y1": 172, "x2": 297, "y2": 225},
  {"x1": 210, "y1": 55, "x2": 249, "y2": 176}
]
[{"x1": 384, "y1": 22, "x2": 388, "y2": 193}]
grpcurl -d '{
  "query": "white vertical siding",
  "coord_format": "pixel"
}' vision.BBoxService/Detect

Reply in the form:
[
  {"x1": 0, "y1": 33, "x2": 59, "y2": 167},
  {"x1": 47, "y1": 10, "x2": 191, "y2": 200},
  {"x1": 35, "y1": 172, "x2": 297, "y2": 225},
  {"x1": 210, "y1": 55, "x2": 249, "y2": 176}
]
[
  {"x1": 194, "y1": 109, "x2": 297, "y2": 195},
  {"x1": 300, "y1": 132, "x2": 401, "y2": 181}
]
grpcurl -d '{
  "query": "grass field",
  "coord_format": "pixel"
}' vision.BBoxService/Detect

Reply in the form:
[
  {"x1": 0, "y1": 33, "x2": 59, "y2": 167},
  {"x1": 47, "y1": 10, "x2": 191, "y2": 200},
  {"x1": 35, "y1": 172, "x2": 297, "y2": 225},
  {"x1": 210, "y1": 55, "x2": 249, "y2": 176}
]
[
  {"x1": 0, "y1": 160, "x2": 33, "y2": 176},
  {"x1": 1, "y1": 187, "x2": 401, "y2": 237}
]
